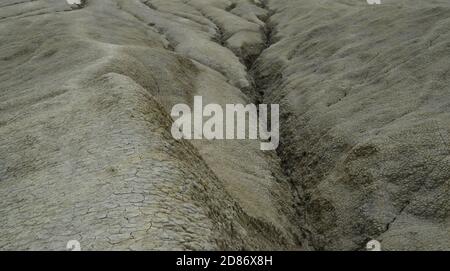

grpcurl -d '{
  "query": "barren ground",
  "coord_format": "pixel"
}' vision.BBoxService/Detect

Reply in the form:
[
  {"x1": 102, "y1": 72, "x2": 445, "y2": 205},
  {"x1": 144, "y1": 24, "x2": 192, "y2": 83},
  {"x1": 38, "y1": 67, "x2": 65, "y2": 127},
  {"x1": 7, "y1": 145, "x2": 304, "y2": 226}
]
[{"x1": 0, "y1": 0, "x2": 449, "y2": 250}]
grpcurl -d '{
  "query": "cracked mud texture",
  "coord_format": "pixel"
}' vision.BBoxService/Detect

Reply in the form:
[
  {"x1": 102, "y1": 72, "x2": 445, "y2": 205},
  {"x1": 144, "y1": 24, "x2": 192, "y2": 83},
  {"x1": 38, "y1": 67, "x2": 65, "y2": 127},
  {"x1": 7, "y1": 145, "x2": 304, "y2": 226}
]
[
  {"x1": 0, "y1": 0, "x2": 302, "y2": 250},
  {"x1": 254, "y1": 0, "x2": 450, "y2": 250},
  {"x1": 0, "y1": 0, "x2": 449, "y2": 251}
]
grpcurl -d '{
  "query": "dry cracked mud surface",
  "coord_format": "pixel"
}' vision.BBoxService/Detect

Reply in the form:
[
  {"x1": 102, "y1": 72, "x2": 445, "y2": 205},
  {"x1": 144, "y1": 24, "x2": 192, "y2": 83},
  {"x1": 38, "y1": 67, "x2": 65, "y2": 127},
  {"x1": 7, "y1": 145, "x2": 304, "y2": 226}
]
[{"x1": 0, "y1": 0, "x2": 449, "y2": 250}]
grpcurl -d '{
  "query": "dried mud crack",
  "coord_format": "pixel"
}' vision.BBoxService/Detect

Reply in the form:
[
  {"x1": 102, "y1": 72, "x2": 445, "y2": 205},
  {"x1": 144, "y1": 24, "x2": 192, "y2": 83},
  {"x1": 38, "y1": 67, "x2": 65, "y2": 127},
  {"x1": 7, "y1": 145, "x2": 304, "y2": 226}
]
[{"x1": 0, "y1": 0, "x2": 449, "y2": 251}]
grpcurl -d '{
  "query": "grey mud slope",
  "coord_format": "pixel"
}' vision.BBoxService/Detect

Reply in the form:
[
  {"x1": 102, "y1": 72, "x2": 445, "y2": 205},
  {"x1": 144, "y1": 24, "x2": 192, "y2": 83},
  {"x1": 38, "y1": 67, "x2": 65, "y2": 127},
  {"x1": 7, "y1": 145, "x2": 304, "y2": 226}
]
[
  {"x1": 0, "y1": 0, "x2": 303, "y2": 250},
  {"x1": 1, "y1": 0, "x2": 449, "y2": 251},
  {"x1": 255, "y1": 0, "x2": 450, "y2": 250}
]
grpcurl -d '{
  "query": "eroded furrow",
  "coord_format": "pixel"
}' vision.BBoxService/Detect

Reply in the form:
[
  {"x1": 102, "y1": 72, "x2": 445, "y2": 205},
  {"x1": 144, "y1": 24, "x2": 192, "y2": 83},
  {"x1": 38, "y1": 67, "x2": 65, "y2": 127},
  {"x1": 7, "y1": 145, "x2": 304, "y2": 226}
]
[{"x1": 136, "y1": 0, "x2": 306, "y2": 249}]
